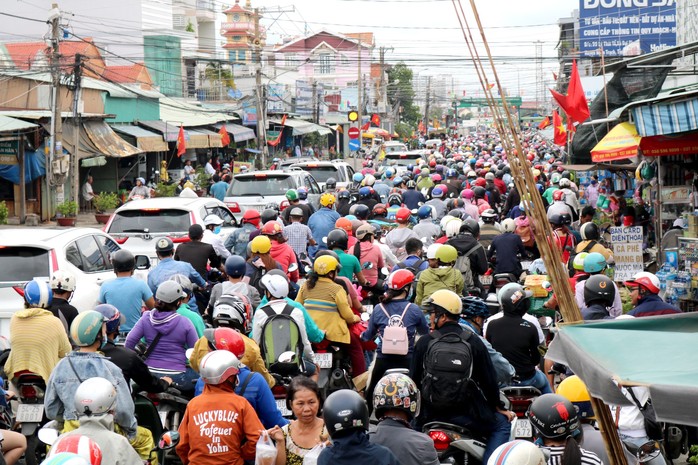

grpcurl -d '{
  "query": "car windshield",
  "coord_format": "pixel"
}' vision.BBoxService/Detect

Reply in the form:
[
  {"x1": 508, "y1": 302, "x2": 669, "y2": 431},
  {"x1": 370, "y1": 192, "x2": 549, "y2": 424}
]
[
  {"x1": 0, "y1": 247, "x2": 49, "y2": 282},
  {"x1": 108, "y1": 209, "x2": 191, "y2": 234},
  {"x1": 384, "y1": 145, "x2": 407, "y2": 153},
  {"x1": 297, "y1": 166, "x2": 338, "y2": 183},
  {"x1": 227, "y1": 175, "x2": 296, "y2": 196}
]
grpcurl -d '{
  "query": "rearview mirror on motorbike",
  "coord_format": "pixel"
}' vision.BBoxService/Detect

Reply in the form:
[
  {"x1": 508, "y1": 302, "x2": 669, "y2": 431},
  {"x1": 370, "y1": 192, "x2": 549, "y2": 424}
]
[
  {"x1": 37, "y1": 421, "x2": 60, "y2": 446},
  {"x1": 185, "y1": 348, "x2": 194, "y2": 361},
  {"x1": 288, "y1": 263, "x2": 298, "y2": 273},
  {"x1": 157, "y1": 430, "x2": 180, "y2": 451}
]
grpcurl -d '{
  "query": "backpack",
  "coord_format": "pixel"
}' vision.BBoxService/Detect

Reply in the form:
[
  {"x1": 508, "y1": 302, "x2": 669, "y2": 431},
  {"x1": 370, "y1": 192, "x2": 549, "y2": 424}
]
[
  {"x1": 378, "y1": 303, "x2": 410, "y2": 355},
  {"x1": 396, "y1": 258, "x2": 425, "y2": 277},
  {"x1": 454, "y1": 244, "x2": 483, "y2": 289},
  {"x1": 422, "y1": 329, "x2": 473, "y2": 410},
  {"x1": 567, "y1": 240, "x2": 596, "y2": 277},
  {"x1": 258, "y1": 303, "x2": 304, "y2": 376}
]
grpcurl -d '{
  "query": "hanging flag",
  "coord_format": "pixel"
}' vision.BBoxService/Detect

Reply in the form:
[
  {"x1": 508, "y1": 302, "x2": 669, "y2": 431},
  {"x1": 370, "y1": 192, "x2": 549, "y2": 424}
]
[
  {"x1": 176, "y1": 125, "x2": 186, "y2": 157},
  {"x1": 538, "y1": 116, "x2": 551, "y2": 130},
  {"x1": 280, "y1": 114, "x2": 287, "y2": 126},
  {"x1": 487, "y1": 83, "x2": 495, "y2": 89},
  {"x1": 553, "y1": 110, "x2": 567, "y2": 146},
  {"x1": 552, "y1": 71, "x2": 558, "y2": 81},
  {"x1": 418, "y1": 121, "x2": 425, "y2": 133},
  {"x1": 335, "y1": 124, "x2": 343, "y2": 134},
  {"x1": 361, "y1": 122, "x2": 370, "y2": 131},
  {"x1": 267, "y1": 114, "x2": 288, "y2": 147},
  {"x1": 549, "y1": 60, "x2": 590, "y2": 124},
  {"x1": 371, "y1": 114, "x2": 381, "y2": 127},
  {"x1": 219, "y1": 125, "x2": 230, "y2": 146}
]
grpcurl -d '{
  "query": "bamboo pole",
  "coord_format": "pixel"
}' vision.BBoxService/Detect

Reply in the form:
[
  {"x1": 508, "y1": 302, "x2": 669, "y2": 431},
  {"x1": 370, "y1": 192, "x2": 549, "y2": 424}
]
[{"x1": 451, "y1": 1, "x2": 628, "y2": 463}]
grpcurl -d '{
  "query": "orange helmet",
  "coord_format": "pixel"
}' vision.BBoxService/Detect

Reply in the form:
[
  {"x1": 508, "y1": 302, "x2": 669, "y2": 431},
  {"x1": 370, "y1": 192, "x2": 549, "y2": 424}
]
[
  {"x1": 261, "y1": 221, "x2": 283, "y2": 236},
  {"x1": 335, "y1": 218, "x2": 353, "y2": 235}
]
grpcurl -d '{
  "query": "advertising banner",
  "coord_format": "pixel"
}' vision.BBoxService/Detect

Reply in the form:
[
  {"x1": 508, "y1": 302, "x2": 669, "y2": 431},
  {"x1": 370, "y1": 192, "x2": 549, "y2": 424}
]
[
  {"x1": 579, "y1": 0, "x2": 676, "y2": 58},
  {"x1": 610, "y1": 226, "x2": 644, "y2": 282}
]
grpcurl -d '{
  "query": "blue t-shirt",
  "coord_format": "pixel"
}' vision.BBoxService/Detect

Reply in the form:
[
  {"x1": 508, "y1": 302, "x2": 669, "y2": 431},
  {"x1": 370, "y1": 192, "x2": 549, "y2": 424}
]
[
  {"x1": 99, "y1": 276, "x2": 153, "y2": 331},
  {"x1": 210, "y1": 181, "x2": 229, "y2": 201}
]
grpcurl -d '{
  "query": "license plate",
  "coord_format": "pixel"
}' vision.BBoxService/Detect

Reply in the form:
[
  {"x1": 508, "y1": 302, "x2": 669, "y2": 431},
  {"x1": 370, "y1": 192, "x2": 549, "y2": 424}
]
[
  {"x1": 16, "y1": 404, "x2": 43, "y2": 423},
  {"x1": 515, "y1": 418, "x2": 532, "y2": 438},
  {"x1": 313, "y1": 352, "x2": 333, "y2": 369},
  {"x1": 481, "y1": 275, "x2": 492, "y2": 286},
  {"x1": 276, "y1": 399, "x2": 292, "y2": 417}
]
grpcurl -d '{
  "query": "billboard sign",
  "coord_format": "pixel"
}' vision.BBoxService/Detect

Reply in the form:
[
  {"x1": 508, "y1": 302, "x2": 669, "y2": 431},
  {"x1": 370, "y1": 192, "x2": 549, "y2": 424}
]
[{"x1": 579, "y1": 0, "x2": 676, "y2": 58}]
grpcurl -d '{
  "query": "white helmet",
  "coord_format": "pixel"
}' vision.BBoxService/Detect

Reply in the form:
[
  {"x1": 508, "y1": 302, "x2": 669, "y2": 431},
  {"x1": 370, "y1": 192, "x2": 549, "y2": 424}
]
[
  {"x1": 426, "y1": 243, "x2": 442, "y2": 259},
  {"x1": 440, "y1": 215, "x2": 456, "y2": 231},
  {"x1": 260, "y1": 273, "x2": 289, "y2": 299},
  {"x1": 502, "y1": 218, "x2": 516, "y2": 233},
  {"x1": 204, "y1": 214, "x2": 224, "y2": 226},
  {"x1": 155, "y1": 281, "x2": 185, "y2": 304},
  {"x1": 363, "y1": 174, "x2": 376, "y2": 186},
  {"x1": 445, "y1": 219, "x2": 462, "y2": 238},
  {"x1": 487, "y1": 440, "x2": 546, "y2": 465},
  {"x1": 200, "y1": 350, "x2": 240, "y2": 385},
  {"x1": 74, "y1": 377, "x2": 117, "y2": 417},
  {"x1": 50, "y1": 270, "x2": 76, "y2": 293}
]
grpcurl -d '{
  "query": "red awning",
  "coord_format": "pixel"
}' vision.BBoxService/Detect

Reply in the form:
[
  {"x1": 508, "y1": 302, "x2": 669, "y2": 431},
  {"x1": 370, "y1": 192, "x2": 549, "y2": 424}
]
[{"x1": 639, "y1": 131, "x2": 698, "y2": 157}]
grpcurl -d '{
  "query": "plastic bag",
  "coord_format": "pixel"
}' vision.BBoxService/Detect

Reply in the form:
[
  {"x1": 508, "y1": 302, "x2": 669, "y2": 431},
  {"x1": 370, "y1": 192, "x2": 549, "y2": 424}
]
[
  {"x1": 303, "y1": 442, "x2": 326, "y2": 465},
  {"x1": 255, "y1": 430, "x2": 277, "y2": 465}
]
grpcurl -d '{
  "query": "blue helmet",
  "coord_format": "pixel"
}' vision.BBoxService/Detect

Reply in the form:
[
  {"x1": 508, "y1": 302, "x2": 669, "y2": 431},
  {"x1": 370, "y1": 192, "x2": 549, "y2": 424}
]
[
  {"x1": 393, "y1": 177, "x2": 403, "y2": 187},
  {"x1": 417, "y1": 205, "x2": 433, "y2": 219},
  {"x1": 359, "y1": 186, "x2": 371, "y2": 198},
  {"x1": 338, "y1": 190, "x2": 351, "y2": 200},
  {"x1": 94, "y1": 303, "x2": 124, "y2": 334},
  {"x1": 469, "y1": 159, "x2": 477, "y2": 166},
  {"x1": 297, "y1": 187, "x2": 308, "y2": 200},
  {"x1": 225, "y1": 255, "x2": 247, "y2": 278},
  {"x1": 536, "y1": 183, "x2": 544, "y2": 194},
  {"x1": 583, "y1": 252, "x2": 607, "y2": 273},
  {"x1": 431, "y1": 187, "x2": 444, "y2": 198},
  {"x1": 24, "y1": 279, "x2": 52, "y2": 309},
  {"x1": 384, "y1": 169, "x2": 394, "y2": 178},
  {"x1": 461, "y1": 296, "x2": 489, "y2": 319},
  {"x1": 353, "y1": 173, "x2": 364, "y2": 183},
  {"x1": 407, "y1": 164, "x2": 414, "y2": 172},
  {"x1": 435, "y1": 165, "x2": 444, "y2": 174},
  {"x1": 447, "y1": 169, "x2": 458, "y2": 178}
]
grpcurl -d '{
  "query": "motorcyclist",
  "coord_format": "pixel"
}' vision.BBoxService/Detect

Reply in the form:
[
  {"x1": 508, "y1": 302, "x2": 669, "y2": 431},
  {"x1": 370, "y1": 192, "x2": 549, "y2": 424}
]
[
  {"x1": 318, "y1": 390, "x2": 400, "y2": 465},
  {"x1": 4, "y1": 279, "x2": 71, "y2": 385},
  {"x1": 577, "y1": 222, "x2": 613, "y2": 261},
  {"x1": 146, "y1": 237, "x2": 206, "y2": 305},
  {"x1": 487, "y1": 218, "x2": 526, "y2": 279},
  {"x1": 336, "y1": 190, "x2": 353, "y2": 217},
  {"x1": 352, "y1": 224, "x2": 385, "y2": 290},
  {"x1": 308, "y1": 193, "x2": 341, "y2": 254},
  {"x1": 261, "y1": 221, "x2": 300, "y2": 284},
  {"x1": 479, "y1": 209, "x2": 501, "y2": 250},
  {"x1": 99, "y1": 249, "x2": 155, "y2": 332},
  {"x1": 413, "y1": 205, "x2": 440, "y2": 246},
  {"x1": 356, "y1": 187, "x2": 379, "y2": 212},
  {"x1": 202, "y1": 214, "x2": 231, "y2": 260},
  {"x1": 574, "y1": 253, "x2": 622, "y2": 317},
  {"x1": 225, "y1": 209, "x2": 261, "y2": 256},
  {"x1": 45, "y1": 310, "x2": 154, "y2": 460},
  {"x1": 425, "y1": 187, "x2": 447, "y2": 220},
  {"x1": 369, "y1": 373, "x2": 439, "y2": 465},
  {"x1": 411, "y1": 290, "x2": 514, "y2": 464},
  {"x1": 581, "y1": 275, "x2": 616, "y2": 320},
  {"x1": 549, "y1": 213, "x2": 576, "y2": 265},
  {"x1": 547, "y1": 190, "x2": 574, "y2": 221},
  {"x1": 402, "y1": 179, "x2": 426, "y2": 210},
  {"x1": 46, "y1": 436, "x2": 103, "y2": 464},
  {"x1": 177, "y1": 350, "x2": 264, "y2": 465},
  {"x1": 626, "y1": 272, "x2": 682, "y2": 317},
  {"x1": 58, "y1": 377, "x2": 144, "y2": 465},
  {"x1": 445, "y1": 168, "x2": 461, "y2": 198},
  {"x1": 48, "y1": 270, "x2": 79, "y2": 332},
  {"x1": 281, "y1": 189, "x2": 313, "y2": 225},
  {"x1": 174, "y1": 223, "x2": 222, "y2": 282},
  {"x1": 473, "y1": 186, "x2": 492, "y2": 214},
  {"x1": 385, "y1": 208, "x2": 418, "y2": 261},
  {"x1": 324, "y1": 177, "x2": 337, "y2": 194},
  {"x1": 447, "y1": 218, "x2": 489, "y2": 295},
  {"x1": 385, "y1": 192, "x2": 403, "y2": 221},
  {"x1": 208, "y1": 255, "x2": 261, "y2": 317},
  {"x1": 328, "y1": 229, "x2": 368, "y2": 286},
  {"x1": 413, "y1": 245, "x2": 464, "y2": 306},
  {"x1": 462, "y1": 189, "x2": 480, "y2": 221}
]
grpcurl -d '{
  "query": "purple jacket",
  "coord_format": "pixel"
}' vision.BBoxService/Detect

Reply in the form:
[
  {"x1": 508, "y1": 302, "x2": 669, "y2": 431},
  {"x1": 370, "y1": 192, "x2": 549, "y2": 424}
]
[{"x1": 124, "y1": 310, "x2": 198, "y2": 372}]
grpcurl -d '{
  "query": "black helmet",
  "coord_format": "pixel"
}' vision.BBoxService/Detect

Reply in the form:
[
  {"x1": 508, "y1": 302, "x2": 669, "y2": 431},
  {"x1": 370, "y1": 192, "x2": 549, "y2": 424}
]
[
  {"x1": 323, "y1": 389, "x2": 369, "y2": 438},
  {"x1": 503, "y1": 166, "x2": 511, "y2": 174},
  {"x1": 155, "y1": 237, "x2": 174, "y2": 254},
  {"x1": 528, "y1": 394, "x2": 580, "y2": 439},
  {"x1": 549, "y1": 213, "x2": 563, "y2": 226},
  {"x1": 111, "y1": 249, "x2": 135, "y2": 273},
  {"x1": 225, "y1": 255, "x2": 247, "y2": 278},
  {"x1": 472, "y1": 186, "x2": 486, "y2": 199},
  {"x1": 580, "y1": 222, "x2": 600, "y2": 241},
  {"x1": 583, "y1": 274, "x2": 616, "y2": 306},
  {"x1": 560, "y1": 213, "x2": 572, "y2": 226},
  {"x1": 495, "y1": 170, "x2": 504, "y2": 179},
  {"x1": 354, "y1": 204, "x2": 370, "y2": 221},
  {"x1": 338, "y1": 190, "x2": 351, "y2": 200},
  {"x1": 326, "y1": 177, "x2": 337, "y2": 189},
  {"x1": 454, "y1": 198, "x2": 464, "y2": 209},
  {"x1": 462, "y1": 218, "x2": 480, "y2": 237},
  {"x1": 327, "y1": 229, "x2": 349, "y2": 250},
  {"x1": 448, "y1": 209, "x2": 465, "y2": 220},
  {"x1": 260, "y1": 208, "x2": 278, "y2": 224},
  {"x1": 561, "y1": 170, "x2": 571, "y2": 179},
  {"x1": 498, "y1": 283, "x2": 532, "y2": 316},
  {"x1": 481, "y1": 209, "x2": 497, "y2": 224}
]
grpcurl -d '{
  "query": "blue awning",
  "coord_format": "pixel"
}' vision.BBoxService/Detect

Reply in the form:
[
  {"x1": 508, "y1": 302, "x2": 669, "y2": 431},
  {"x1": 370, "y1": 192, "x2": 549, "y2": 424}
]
[{"x1": 632, "y1": 97, "x2": 698, "y2": 137}]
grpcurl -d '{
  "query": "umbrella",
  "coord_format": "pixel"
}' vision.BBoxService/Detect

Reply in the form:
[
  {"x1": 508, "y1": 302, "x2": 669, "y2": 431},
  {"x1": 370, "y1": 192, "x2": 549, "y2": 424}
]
[
  {"x1": 591, "y1": 122, "x2": 698, "y2": 162},
  {"x1": 364, "y1": 127, "x2": 391, "y2": 139}
]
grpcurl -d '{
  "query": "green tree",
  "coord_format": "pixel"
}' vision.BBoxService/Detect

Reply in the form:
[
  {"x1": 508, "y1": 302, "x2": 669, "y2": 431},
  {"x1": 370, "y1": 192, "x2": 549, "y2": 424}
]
[
  {"x1": 387, "y1": 62, "x2": 421, "y2": 127},
  {"x1": 205, "y1": 62, "x2": 235, "y2": 100},
  {"x1": 394, "y1": 122, "x2": 413, "y2": 140}
]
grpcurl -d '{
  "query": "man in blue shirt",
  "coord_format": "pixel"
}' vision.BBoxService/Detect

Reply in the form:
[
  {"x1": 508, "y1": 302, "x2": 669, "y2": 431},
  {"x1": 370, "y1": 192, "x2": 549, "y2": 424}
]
[
  {"x1": 307, "y1": 193, "x2": 340, "y2": 256},
  {"x1": 209, "y1": 174, "x2": 229, "y2": 202},
  {"x1": 391, "y1": 238, "x2": 428, "y2": 274},
  {"x1": 146, "y1": 237, "x2": 206, "y2": 313}
]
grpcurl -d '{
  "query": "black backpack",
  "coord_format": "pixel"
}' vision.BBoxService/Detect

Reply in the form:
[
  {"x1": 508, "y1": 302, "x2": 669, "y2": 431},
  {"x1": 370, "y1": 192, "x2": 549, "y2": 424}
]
[
  {"x1": 422, "y1": 329, "x2": 473, "y2": 410},
  {"x1": 396, "y1": 258, "x2": 425, "y2": 277},
  {"x1": 567, "y1": 240, "x2": 596, "y2": 277}
]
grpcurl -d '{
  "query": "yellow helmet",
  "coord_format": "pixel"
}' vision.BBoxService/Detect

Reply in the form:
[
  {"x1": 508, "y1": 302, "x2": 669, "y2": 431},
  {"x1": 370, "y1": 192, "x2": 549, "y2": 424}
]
[
  {"x1": 250, "y1": 235, "x2": 272, "y2": 254},
  {"x1": 423, "y1": 289, "x2": 462, "y2": 315},
  {"x1": 313, "y1": 255, "x2": 339, "y2": 275},
  {"x1": 435, "y1": 244, "x2": 458, "y2": 264},
  {"x1": 320, "y1": 193, "x2": 336, "y2": 208},
  {"x1": 556, "y1": 375, "x2": 594, "y2": 419}
]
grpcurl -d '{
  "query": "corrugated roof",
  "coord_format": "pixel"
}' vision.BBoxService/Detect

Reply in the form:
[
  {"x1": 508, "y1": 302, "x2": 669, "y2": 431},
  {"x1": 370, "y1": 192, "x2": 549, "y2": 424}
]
[
  {"x1": 159, "y1": 102, "x2": 230, "y2": 127},
  {"x1": 0, "y1": 115, "x2": 38, "y2": 132}
]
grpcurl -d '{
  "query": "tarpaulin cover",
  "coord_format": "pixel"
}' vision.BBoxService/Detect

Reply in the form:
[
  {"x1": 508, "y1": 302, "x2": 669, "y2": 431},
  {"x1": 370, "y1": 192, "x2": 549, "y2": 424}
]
[
  {"x1": 546, "y1": 312, "x2": 698, "y2": 426},
  {"x1": 0, "y1": 146, "x2": 46, "y2": 185},
  {"x1": 632, "y1": 97, "x2": 698, "y2": 137},
  {"x1": 590, "y1": 122, "x2": 640, "y2": 162},
  {"x1": 63, "y1": 121, "x2": 142, "y2": 159}
]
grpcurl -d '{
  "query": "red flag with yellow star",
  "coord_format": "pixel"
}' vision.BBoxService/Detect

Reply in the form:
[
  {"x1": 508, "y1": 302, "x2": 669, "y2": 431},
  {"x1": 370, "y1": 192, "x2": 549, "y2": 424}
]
[{"x1": 553, "y1": 110, "x2": 567, "y2": 146}]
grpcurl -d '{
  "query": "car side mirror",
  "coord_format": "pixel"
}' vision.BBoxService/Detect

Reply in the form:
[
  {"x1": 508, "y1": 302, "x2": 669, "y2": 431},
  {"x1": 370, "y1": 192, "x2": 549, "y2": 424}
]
[{"x1": 134, "y1": 255, "x2": 151, "y2": 270}]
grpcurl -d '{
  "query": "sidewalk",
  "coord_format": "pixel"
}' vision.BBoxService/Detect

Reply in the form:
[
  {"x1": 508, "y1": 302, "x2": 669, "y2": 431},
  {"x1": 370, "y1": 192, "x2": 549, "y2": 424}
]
[{"x1": 1, "y1": 211, "x2": 103, "y2": 229}]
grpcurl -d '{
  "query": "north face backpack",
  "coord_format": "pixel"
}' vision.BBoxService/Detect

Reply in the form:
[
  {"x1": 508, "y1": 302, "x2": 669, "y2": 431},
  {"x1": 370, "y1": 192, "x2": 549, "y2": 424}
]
[
  {"x1": 258, "y1": 303, "x2": 304, "y2": 375},
  {"x1": 421, "y1": 329, "x2": 474, "y2": 410},
  {"x1": 454, "y1": 244, "x2": 483, "y2": 289}
]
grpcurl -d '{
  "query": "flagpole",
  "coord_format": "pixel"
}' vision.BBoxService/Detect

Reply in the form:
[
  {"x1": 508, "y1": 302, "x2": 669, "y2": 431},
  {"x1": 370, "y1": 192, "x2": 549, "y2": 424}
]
[{"x1": 600, "y1": 46, "x2": 610, "y2": 133}]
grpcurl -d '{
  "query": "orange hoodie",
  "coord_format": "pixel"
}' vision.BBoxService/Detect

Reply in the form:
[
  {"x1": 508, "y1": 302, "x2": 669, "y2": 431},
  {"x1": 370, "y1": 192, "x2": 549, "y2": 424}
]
[
  {"x1": 177, "y1": 381, "x2": 263, "y2": 465},
  {"x1": 270, "y1": 240, "x2": 300, "y2": 282}
]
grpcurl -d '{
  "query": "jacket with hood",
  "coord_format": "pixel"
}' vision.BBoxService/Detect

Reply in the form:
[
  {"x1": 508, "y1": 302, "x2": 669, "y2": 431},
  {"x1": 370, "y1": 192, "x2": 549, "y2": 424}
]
[
  {"x1": 124, "y1": 310, "x2": 199, "y2": 372},
  {"x1": 628, "y1": 294, "x2": 682, "y2": 317},
  {"x1": 354, "y1": 240, "x2": 385, "y2": 285},
  {"x1": 414, "y1": 267, "x2": 464, "y2": 307},
  {"x1": 59, "y1": 413, "x2": 143, "y2": 465},
  {"x1": 176, "y1": 381, "x2": 263, "y2": 465},
  {"x1": 448, "y1": 233, "x2": 489, "y2": 276},
  {"x1": 45, "y1": 352, "x2": 137, "y2": 437},
  {"x1": 4, "y1": 307, "x2": 72, "y2": 382},
  {"x1": 488, "y1": 232, "x2": 526, "y2": 276},
  {"x1": 485, "y1": 304, "x2": 540, "y2": 379},
  {"x1": 413, "y1": 220, "x2": 441, "y2": 246},
  {"x1": 270, "y1": 240, "x2": 300, "y2": 282},
  {"x1": 385, "y1": 227, "x2": 418, "y2": 261},
  {"x1": 319, "y1": 430, "x2": 400, "y2": 465}
]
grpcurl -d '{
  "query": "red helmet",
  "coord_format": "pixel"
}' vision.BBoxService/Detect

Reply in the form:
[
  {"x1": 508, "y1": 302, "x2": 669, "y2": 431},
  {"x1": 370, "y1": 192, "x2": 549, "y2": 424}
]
[
  {"x1": 386, "y1": 269, "x2": 415, "y2": 291},
  {"x1": 475, "y1": 159, "x2": 484, "y2": 168},
  {"x1": 625, "y1": 272, "x2": 660, "y2": 294},
  {"x1": 431, "y1": 174, "x2": 442, "y2": 182},
  {"x1": 335, "y1": 217, "x2": 353, "y2": 234},
  {"x1": 204, "y1": 327, "x2": 246, "y2": 358},
  {"x1": 429, "y1": 159, "x2": 437, "y2": 168},
  {"x1": 242, "y1": 209, "x2": 261, "y2": 226},
  {"x1": 395, "y1": 207, "x2": 411, "y2": 223},
  {"x1": 553, "y1": 190, "x2": 565, "y2": 201},
  {"x1": 527, "y1": 153, "x2": 535, "y2": 161},
  {"x1": 50, "y1": 435, "x2": 103, "y2": 465},
  {"x1": 372, "y1": 203, "x2": 388, "y2": 217},
  {"x1": 261, "y1": 220, "x2": 283, "y2": 236},
  {"x1": 436, "y1": 183, "x2": 448, "y2": 193}
]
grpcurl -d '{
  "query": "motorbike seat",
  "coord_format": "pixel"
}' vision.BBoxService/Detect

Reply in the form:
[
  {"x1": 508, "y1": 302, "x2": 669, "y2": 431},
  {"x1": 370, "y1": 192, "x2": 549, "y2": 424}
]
[
  {"x1": 501, "y1": 386, "x2": 542, "y2": 398},
  {"x1": 423, "y1": 421, "x2": 475, "y2": 437}
]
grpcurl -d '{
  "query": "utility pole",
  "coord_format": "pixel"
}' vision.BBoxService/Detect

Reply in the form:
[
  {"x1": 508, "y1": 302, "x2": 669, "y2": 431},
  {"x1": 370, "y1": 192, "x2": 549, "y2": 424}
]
[
  {"x1": 424, "y1": 76, "x2": 431, "y2": 137},
  {"x1": 357, "y1": 36, "x2": 362, "y2": 148},
  {"x1": 71, "y1": 54, "x2": 82, "y2": 206},
  {"x1": 48, "y1": 3, "x2": 62, "y2": 217},
  {"x1": 253, "y1": 7, "x2": 266, "y2": 170},
  {"x1": 312, "y1": 80, "x2": 318, "y2": 124}
]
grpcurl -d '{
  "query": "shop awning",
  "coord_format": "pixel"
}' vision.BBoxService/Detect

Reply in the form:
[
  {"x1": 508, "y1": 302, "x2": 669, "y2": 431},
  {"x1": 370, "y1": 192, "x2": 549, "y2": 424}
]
[
  {"x1": 547, "y1": 313, "x2": 698, "y2": 426},
  {"x1": 137, "y1": 121, "x2": 182, "y2": 142},
  {"x1": 111, "y1": 124, "x2": 167, "y2": 152},
  {"x1": 590, "y1": 122, "x2": 640, "y2": 163},
  {"x1": 0, "y1": 115, "x2": 38, "y2": 132},
  {"x1": 159, "y1": 102, "x2": 230, "y2": 127},
  {"x1": 639, "y1": 130, "x2": 698, "y2": 157},
  {"x1": 364, "y1": 127, "x2": 392, "y2": 139},
  {"x1": 213, "y1": 122, "x2": 255, "y2": 142},
  {"x1": 184, "y1": 130, "x2": 211, "y2": 149},
  {"x1": 632, "y1": 96, "x2": 698, "y2": 137},
  {"x1": 62, "y1": 121, "x2": 143, "y2": 159},
  {"x1": 189, "y1": 128, "x2": 223, "y2": 148},
  {"x1": 269, "y1": 118, "x2": 332, "y2": 136}
]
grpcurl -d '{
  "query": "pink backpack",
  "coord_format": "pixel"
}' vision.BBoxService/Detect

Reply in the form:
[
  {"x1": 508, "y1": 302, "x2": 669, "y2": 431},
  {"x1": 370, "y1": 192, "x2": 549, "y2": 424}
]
[{"x1": 379, "y1": 303, "x2": 410, "y2": 355}]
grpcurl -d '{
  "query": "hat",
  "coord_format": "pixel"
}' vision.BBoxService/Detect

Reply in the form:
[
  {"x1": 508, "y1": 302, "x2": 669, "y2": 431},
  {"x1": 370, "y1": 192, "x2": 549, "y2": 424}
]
[
  {"x1": 355, "y1": 224, "x2": 375, "y2": 240},
  {"x1": 289, "y1": 207, "x2": 304, "y2": 217},
  {"x1": 188, "y1": 224, "x2": 204, "y2": 240},
  {"x1": 673, "y1": 218, "x2": 687, "y2": 229}
]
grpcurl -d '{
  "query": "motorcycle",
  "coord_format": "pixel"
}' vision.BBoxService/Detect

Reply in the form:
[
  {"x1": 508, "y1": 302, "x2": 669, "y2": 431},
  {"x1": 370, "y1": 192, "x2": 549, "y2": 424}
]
[
  {"x1": 15, "y1": 372, "x2": 48, "y2": 465},
  {"x1": 143, "y1": 384, "x2": 190, "y2": 433},
  {"x1": 500, "y1": 386, "x2": 541, "y2": 441},
  {"x1": 311, "y1": 341, "x2": 354, "y2": 399},
  {"x1": 484, "y1": 272, "x2": 519, "y2": 316}
]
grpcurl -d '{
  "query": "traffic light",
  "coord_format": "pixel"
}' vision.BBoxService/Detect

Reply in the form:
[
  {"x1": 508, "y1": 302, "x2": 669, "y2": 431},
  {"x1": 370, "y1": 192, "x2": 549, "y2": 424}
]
[{"x1": 348, "y1": 110, "x2": 359, "y2": 122}]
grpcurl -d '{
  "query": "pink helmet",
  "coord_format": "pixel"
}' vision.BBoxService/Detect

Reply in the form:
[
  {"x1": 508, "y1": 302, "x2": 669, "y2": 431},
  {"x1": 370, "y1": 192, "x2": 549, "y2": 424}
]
[
  {"x1": 461, "y1": 189, "x2": 474, "y2": 200},
  {"x1": 431, "y1": 174, "x2": 442, "y2": 182}
]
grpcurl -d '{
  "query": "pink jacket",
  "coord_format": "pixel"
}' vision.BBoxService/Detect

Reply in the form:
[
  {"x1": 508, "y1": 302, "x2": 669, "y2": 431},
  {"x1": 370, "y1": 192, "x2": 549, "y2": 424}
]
[{"x1": 270, "y1": 241, "x2": 300, "y2": 282}]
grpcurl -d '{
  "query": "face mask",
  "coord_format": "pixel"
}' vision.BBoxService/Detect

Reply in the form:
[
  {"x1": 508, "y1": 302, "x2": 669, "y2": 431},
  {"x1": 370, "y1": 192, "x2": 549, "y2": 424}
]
[{"x1": 213, "y1": 226, "x2": 222, "y2": 234}]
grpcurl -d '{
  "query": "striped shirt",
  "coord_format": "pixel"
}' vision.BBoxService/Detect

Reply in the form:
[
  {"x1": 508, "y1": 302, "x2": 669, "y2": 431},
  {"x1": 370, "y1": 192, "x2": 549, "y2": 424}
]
[
  {"x1": 285, "y1": 221, "x2": 313, "y2": 257},
  {"x1": 296, "y1": 277, "x2": 356, "y2": 344},
  {"x1": 544, "y1": 445, "x2": 604, "y2": 465}
]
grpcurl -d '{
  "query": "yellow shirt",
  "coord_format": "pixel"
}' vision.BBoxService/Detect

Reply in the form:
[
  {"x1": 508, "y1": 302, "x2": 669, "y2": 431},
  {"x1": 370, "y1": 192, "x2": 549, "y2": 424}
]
[
  {"x1": 5, "y1": 308, "x2": 71, "y2": 383},
  {"x1": 296, "y1": 277, "x2": 358, "y2": 344}
]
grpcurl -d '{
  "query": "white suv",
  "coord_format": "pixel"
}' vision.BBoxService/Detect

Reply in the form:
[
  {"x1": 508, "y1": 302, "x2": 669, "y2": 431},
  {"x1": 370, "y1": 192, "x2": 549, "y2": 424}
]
[{"x1": 288, "y1": 161, "x2": 355, "y2": 190}]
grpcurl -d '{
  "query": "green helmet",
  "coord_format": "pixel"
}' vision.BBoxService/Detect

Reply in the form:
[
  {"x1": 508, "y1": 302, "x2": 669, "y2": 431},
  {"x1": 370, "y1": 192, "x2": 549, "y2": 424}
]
[
  {"x1": 435, "y1": 244, "x2": 458, "y2": 264},
  {"x1": 70, "y1": 311, "x2": 106, "y2": 347},
  {"x1": 285, "y1": 189, "x2": 299, "y2": 201}
]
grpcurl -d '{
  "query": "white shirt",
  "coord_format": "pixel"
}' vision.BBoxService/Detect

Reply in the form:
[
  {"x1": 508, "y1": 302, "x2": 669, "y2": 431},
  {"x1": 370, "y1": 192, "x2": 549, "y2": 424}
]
[
  {"x1": 483, "y1": 311, "x2": 545, "y2": 344},
  {"x1": 204, "y1": 162, "x2": 215, "y2": 176},
  {"x1": 376, "y1": 241, "x2": 399, "y2": 268},
  {"x1": 251, "y1": 299, "x2": 313, "y2": 358},
  {"x1": 202, "y1": 229, "x2": 231, "y2": 260},
  {"x1": 81, "y1": 182, "x2": 94, "y2": 201}
]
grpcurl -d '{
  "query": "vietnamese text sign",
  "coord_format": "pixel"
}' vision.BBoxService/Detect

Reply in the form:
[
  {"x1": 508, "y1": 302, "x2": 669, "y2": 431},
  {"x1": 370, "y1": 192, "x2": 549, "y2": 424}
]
[
  {"x1": 0, "y1": 139, "x2": 18, "y2": 165},
  {"x1": 579, "y1": 0, "x2": 676, "y2": 58},
  {"x1": 610, "y1": 226, "x2": 643, "y2": 281}
]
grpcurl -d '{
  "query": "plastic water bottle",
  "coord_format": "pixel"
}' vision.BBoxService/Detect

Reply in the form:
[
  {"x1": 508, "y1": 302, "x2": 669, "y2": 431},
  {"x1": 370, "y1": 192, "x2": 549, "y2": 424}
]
[{"x1": 657, "y1": 267, "x2": 668, "y2": 291}]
